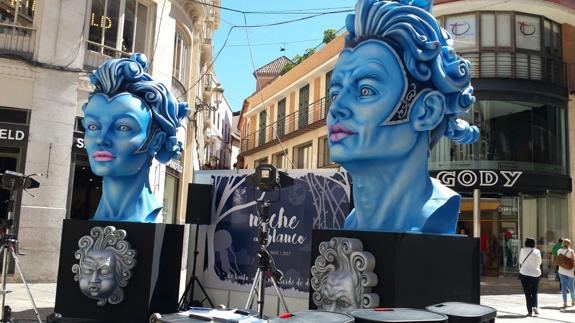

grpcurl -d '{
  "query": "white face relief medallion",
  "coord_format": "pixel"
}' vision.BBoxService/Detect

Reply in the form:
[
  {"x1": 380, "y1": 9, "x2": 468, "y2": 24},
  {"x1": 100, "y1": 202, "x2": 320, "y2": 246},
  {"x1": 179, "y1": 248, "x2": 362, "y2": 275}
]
[
  {"x1": 72, "y1": 226, "x2": 137, "y2": 306},
  {"x1": 311, "y1": 237, "x2": 379, "y2": 312}
]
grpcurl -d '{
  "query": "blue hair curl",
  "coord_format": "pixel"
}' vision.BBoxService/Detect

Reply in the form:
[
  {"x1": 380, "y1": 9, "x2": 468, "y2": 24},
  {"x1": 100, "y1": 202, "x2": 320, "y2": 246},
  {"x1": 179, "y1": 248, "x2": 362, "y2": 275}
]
[
  {"x1": 345, "y1": 0, "x2": 479, "y2": 146},
  {"x1": 86, "y1": 53, "x2": 190, "y2": 163}
]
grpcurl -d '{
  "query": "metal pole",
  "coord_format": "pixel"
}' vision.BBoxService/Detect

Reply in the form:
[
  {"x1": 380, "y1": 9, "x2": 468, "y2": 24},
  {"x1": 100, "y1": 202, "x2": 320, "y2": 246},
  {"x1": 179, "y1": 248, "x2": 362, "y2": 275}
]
[{"x1": 473, "y1": 188, "x2": 481, "y2": 238}]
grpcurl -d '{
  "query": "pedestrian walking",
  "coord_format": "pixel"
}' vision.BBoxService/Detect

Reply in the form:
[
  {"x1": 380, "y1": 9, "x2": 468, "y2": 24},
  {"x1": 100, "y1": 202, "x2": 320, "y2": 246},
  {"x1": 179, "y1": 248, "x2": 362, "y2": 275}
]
[
  {"x1": 518, "y1": 237, "x2": 542, "y2": 317},
  {"x1": 552, "y1": 238, "x2": 563, "y2": 289},
  {"x1": 556, "y1": 238, "x2": 575, "y2": 311}
]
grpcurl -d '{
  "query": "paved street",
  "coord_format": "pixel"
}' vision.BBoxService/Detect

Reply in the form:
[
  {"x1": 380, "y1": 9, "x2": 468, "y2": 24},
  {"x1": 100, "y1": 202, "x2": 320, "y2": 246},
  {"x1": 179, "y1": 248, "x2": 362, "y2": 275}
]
[{"x1": 2, "y1": 278, "x2": 574, "y2": 322}]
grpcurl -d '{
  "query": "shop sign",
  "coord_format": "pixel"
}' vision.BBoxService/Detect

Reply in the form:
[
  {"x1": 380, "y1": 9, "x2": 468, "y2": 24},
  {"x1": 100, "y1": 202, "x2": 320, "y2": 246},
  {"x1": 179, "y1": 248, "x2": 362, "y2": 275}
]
[
  {"x1": 0, "y1": 123, "x2": 28, "y2": 147},
  {"x1": 498, "y1": 206, "x2": 518, "y2": 215},
  {"x1": 167, "y1": 159, "x2": 182, "y2": 173},
  {"x1": 432, "y1": 169, "x2": 572, "y2": 193},
  {"x1": 435, "y1": 170, "x2": 522, "y2": 188},
  {"x1": 72, "y1": 132, "x2": 86, "y2": 153}
]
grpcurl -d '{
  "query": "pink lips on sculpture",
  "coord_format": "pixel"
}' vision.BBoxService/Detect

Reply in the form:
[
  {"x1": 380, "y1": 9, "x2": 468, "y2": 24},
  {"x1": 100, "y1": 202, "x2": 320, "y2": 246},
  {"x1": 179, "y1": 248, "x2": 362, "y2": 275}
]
[
  {"x1": 92, "y1": 150, "x2": 116, "y2": 162},
  {"x1": 329, "y1": 124, "x2": 356, "y2": 142}
]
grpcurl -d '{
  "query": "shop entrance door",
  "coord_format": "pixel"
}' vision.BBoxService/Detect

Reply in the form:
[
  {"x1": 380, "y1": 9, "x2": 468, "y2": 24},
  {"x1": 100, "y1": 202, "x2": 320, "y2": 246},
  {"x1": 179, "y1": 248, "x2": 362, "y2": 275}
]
[
  {"x1": 458, "y1": 197, "x2": 520, "y2": 276},
  {"x1": 0, "y1": 148, "x2": 19, "y2": 221}
]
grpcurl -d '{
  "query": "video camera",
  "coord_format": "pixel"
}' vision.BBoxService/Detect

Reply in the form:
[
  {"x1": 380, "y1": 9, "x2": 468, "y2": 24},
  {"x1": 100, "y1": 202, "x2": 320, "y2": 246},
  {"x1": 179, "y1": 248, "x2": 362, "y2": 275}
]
[
  {"x1": 0, "y1": 170, "x2": 40, "y2": 191},
  {"x1": 245, "y1": 164, "x2": 294, "y2": 192}
]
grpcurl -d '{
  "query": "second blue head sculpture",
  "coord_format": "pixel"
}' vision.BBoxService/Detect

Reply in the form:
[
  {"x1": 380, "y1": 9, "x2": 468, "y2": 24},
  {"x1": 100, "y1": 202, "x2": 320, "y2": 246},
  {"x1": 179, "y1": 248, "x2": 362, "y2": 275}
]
[
  {"x1": 327, "y1": 0, "x2": 479, "y2": 233},
  {"x1": 83, "y1": 54, "x2": 189, "y2": 223}
]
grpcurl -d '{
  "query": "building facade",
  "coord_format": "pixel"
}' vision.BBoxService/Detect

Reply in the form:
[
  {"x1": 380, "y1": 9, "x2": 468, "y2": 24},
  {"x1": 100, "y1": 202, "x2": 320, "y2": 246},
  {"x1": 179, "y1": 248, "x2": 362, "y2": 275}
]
[
  {"x1": 239, "y1": 0, "x2": 575, "y2": 277},
  {"x1": 200, "y1": 75, "x2": 234, "y2": 170},
  {"x1": 0, "y1": 0, "x2": 221, "y2": 281},
  {"x1": 239, "y1": 36, "x2": 343, "y2": 170}
]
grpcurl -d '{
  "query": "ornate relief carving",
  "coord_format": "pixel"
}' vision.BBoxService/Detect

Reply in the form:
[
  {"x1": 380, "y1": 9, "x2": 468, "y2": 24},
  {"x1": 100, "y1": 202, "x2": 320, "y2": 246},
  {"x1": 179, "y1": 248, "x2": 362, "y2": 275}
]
[
  {"x1": 311, "y1": 237, "x2": 379, "y2": 312},
  {"x1": 72, "y1": 226, "x2": 137, "y2": 306}
]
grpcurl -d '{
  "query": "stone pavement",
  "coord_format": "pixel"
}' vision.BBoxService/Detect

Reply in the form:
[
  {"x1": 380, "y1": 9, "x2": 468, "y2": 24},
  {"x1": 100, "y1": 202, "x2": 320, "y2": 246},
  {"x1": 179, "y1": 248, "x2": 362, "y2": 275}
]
[{"x1": 2, "y1": 279, "x2": 574, "y2": 322}]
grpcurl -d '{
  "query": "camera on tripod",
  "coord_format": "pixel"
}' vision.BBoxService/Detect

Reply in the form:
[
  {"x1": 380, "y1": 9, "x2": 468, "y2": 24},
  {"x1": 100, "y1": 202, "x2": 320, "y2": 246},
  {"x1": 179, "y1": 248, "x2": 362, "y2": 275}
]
[
  {"x1": 0, "y1": 170, "x2": 40, "y2": 191},
  {"x1": 243, "y1": 164, "x2": 294, "y2": 317},
  {"x1": 245, "y1": 164, "x2": 294, "y2": 192},
  {"x1": 0, "y1": 170, "x2": 42, "y2": 323}
]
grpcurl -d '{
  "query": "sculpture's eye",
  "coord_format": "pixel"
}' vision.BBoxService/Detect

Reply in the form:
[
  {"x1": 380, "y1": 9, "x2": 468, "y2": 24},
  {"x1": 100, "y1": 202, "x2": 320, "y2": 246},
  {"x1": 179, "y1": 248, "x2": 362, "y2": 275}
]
[
  {"x1": 84, "y1": 268, "x2": 93, "y2": 275},
  {"x1": 330, "y1": 92, "x2": 338, "y2": 102},
  {"x1": 117, "y1": 124, "x2": 131, "y2": 132},
  {"x1": 323, "y1": 299, "x2": 333, "y2": 305},
  {"x1": 100, "y1": 266, "x2": 111, "y2": 276},
  {"x1": 360, "y1": 86, "x2": 375, "y2": 97},
  {"x1": 87, "y1": 123, "x2": 99, "y2": 131},
  {"x1": 337, "y1": 298, "x2": 351, "y2": 308}
]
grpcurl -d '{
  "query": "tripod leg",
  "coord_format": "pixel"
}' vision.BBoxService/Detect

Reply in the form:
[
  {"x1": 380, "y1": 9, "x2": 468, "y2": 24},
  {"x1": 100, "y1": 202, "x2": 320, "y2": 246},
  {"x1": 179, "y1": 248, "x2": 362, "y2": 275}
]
[
  {"x1": 178, "y1": 274, "x2": 196, "y2": 311},
  {"x1": 257, "y1": 267, "x2": 265, "y2": 318},
  {"x1": 244, "y1": 269, "x2": 260, "y2": 309},
  {"x1": 10, "y1": 250, "x2": 42, "y2": 323},
  {"x1": 269, "y1": 275, "x2": 289, "y2": 314},
  {"x1": 0, "y1": 245, "x2": 9, "y2": 323},
  {"x1": 194, "y1": 277, "x2": 215, "y2": 308}
]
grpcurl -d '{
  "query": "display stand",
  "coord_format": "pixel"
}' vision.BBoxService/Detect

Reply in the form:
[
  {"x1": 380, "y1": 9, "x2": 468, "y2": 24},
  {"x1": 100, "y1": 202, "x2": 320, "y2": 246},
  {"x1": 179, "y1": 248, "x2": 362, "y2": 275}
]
[
  {"x1": 310, "y1": 230, "x2": 480, "y2": 309},
  {"x1": 54, "y1": 219, "x2": 183, "y2": 323}
]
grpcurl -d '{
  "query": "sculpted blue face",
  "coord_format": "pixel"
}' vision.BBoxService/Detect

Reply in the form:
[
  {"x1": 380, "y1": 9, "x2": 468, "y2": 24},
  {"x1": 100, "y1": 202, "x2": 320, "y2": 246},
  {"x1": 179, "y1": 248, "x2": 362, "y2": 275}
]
[
  {"x1": 83, "y1": 94, "x2": 152, "y2": 177},
  {"x1": 327, "y1": 40, "x2": 418, "y2": 164}
]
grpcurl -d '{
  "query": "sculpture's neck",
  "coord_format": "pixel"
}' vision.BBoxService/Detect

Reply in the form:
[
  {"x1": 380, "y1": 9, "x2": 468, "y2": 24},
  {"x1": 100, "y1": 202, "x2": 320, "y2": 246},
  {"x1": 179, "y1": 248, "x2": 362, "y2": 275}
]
[
  {"x1": 344, "y1": 133, "x2": 433, "y2": 231},
  {"x1": 94, "y1": 162, "x2": 161, "y2": 222}
]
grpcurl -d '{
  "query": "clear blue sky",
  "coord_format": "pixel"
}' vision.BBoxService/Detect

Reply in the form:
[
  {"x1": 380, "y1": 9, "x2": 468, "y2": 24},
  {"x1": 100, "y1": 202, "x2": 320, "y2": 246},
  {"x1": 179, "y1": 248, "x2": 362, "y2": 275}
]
[{"x1": 213, "y1": 0, "x2": 356, "y2": 112}]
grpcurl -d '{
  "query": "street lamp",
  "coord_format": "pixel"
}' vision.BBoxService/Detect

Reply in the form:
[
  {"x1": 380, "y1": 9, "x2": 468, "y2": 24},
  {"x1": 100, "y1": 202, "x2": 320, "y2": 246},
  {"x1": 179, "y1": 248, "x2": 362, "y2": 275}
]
[{"x1": 195, "y1": 84, "x2": 224, "y2": 112}]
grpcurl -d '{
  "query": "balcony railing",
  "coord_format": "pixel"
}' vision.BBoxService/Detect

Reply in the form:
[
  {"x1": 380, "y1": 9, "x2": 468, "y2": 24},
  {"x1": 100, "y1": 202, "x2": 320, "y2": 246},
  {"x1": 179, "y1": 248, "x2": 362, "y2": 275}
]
[
  {"x1": 241, "y1": 96, "x2": 330, "y2": 152},
  {"x1": 0, "y1": 23, "x2": 35, "y2": 58},
  {"x1": 84, "y1": 40, "x2": 131, "y2": 70},
  {"x1": 461, "y1": 51, "x2": 567, "y2": 88}
]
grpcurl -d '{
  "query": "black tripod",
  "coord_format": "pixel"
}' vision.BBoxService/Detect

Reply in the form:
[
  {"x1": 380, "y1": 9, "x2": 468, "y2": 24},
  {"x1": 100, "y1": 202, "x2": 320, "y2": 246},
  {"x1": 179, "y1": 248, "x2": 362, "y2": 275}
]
[
  {"x1": 0, "y1": 176, "x2": 41, "y2": 323},
  {"x1": 244, "y1": 200, "x2": 289, "y2": 318},
  {"x1": 178, "y1": 224, "x2": 214, "y2": 310}
]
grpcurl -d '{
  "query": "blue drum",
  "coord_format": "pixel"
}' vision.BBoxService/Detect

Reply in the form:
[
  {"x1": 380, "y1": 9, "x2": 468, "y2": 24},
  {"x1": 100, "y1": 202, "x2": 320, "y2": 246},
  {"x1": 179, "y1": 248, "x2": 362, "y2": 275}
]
[{"x1": 350, "y1": 308, "x2": 448, "y2": 323}]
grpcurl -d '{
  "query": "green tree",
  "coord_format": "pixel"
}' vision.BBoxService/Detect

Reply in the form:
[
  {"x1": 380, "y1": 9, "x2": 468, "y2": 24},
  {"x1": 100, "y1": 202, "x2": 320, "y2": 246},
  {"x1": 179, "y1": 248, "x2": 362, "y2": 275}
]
[{"x1": 323, "y1": 28, "x2": 337, "y2": 44}]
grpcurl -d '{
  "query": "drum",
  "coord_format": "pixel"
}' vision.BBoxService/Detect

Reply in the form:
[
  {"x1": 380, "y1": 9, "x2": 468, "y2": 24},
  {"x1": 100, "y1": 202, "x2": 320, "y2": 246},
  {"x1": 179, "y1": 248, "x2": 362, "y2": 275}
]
[
  {"x1": 150, "y1": 312, "x2": 211, "y2": 323},
  {"x1": 269, "y1": 310, "x2": 355, "y2": 323},
  {"x1": 150, "y1": 309, "x2": 266, "y2": 323},
  {"x1": 349, "y1": 308, "x2": 448, "y2": 323},
  {"x1": 425, "y1": 302, "x2": 497, "y2": 323}
]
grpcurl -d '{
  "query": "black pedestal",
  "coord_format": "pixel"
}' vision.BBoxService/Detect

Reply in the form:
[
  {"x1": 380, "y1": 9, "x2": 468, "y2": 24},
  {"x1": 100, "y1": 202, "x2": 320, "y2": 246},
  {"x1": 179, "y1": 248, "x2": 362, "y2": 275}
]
[
  {"x1": 55, "y1": 219, "x2": 184, "y2": 323},
  {"x1": 310, "y1": 230, "x2": 480, "y2": 309}
]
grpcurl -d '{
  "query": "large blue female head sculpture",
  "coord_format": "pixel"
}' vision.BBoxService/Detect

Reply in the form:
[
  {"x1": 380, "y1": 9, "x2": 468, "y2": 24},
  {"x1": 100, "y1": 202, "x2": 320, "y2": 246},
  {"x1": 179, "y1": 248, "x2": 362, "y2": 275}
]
[
  {"x1": 83, "y1": 54, "x2": 189, "y2": 222},
  {"x1": 327, "y1": 0, "x2": 479, "y2": 233}
]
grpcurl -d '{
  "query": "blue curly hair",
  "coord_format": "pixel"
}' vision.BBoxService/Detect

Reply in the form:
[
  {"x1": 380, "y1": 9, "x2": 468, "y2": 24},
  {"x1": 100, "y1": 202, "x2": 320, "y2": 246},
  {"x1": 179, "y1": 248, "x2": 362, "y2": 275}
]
[
  {"x1": 345, "y1": 0, "x2": 479, "y2": 146},
  {"x1": 85, "y1": 53, "x2": 190, "y2": 163}
]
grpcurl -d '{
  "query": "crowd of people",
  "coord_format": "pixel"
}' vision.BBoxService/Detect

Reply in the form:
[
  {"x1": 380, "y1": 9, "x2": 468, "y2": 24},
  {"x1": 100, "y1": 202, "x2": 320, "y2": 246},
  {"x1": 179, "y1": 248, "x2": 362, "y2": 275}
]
[{"x1": 518, "y1": 237, "x2": 575, "y2": 316}]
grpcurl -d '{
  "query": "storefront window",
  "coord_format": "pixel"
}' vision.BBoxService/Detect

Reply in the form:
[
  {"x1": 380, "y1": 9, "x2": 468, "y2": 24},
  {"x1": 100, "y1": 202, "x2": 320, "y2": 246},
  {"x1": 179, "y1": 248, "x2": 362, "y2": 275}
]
[
  {"x1": 521, "y1": 194, "x2": 569, "y2": 277},
  {"x1": 162, "y1": 171, "x2": 179, "y2": 224},
  {"x1": 430, "y1": 100, "x2": 567, "y2": 175},
  {"x1": 69, "y1": 160, "x2": 103, "y2": 220},
  {"x1": 458, "y1": 196, "x2": 520, "y2": 276}
]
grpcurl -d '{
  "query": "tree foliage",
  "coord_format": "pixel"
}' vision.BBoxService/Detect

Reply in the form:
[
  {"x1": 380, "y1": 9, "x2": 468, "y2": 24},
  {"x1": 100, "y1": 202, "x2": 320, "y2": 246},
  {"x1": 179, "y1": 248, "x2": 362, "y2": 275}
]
[{"x1": 323, "y1": 28, "x2": 337, "y2": 44}]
